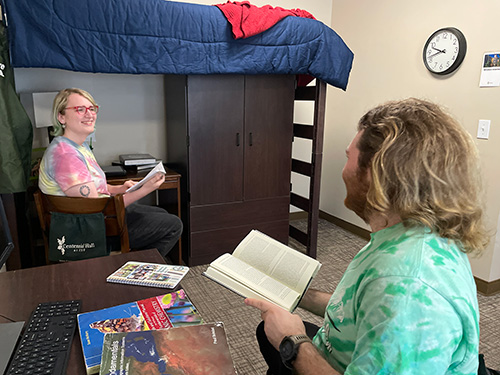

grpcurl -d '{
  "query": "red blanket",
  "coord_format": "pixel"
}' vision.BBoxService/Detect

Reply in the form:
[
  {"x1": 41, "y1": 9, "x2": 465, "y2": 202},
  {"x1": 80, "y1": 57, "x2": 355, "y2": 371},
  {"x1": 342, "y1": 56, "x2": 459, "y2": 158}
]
[{"x1": 215, "y1": 1, "x2": 316, "y2": 39}]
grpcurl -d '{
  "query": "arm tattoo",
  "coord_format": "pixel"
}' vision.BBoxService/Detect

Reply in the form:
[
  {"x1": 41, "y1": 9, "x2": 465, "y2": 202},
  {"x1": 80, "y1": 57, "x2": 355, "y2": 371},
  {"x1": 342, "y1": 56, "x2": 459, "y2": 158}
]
[{"x1": 79, "y1": 185, "x2": 91, "y2": 197}]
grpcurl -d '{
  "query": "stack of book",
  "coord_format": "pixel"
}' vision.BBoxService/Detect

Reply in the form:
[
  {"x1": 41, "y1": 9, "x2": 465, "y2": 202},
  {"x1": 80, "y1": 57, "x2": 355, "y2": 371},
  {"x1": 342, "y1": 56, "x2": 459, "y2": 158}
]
[
  {"x1": 77, "y1": 262, "x2": 237, "y2": 374},
  {"x1": 77, "y1": 289, "x2": 205, "y2": 374},
  {"x1": 114, "y1": 153, "x2": 161, "y2": 172}
]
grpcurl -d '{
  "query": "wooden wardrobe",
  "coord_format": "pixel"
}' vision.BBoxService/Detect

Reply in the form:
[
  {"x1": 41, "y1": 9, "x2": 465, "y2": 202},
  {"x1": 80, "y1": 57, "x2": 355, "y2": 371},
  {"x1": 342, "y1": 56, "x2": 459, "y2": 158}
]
[{"x1": 165, "y1": 74, "x2": 295, "y2": 265}]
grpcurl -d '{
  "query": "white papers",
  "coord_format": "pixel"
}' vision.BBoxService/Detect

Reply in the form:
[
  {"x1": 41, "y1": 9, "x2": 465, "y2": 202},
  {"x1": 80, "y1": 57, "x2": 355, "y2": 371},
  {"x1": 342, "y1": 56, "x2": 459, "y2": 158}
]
[
  {"x1": 125, "y1": 162, "x2": 166, "y2": 193},
  {"x1": 479, "y1": 52, "x2": 500, "y2": 87}
]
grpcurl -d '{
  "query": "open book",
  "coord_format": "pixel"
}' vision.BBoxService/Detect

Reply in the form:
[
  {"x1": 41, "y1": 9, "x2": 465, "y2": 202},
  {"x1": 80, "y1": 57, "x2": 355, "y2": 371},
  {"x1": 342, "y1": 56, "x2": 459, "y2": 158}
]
[
  {"x1": 125, "y1": 162, "x2": 165, "y2": 193},
  {"x1": 203, "y1": 230, "x2": 321, "y2": 312}
]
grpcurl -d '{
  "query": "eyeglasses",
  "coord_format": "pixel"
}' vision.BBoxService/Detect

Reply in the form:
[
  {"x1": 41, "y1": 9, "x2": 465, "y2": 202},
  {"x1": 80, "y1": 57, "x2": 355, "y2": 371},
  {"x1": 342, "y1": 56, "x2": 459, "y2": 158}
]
[{"x1": 65, "y1": 105, "x2": 99, "y2": 115}]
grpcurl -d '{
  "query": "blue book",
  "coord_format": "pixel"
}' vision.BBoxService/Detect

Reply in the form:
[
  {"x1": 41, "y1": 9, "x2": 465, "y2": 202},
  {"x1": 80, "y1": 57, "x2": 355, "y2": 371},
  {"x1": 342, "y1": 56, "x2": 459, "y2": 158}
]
[{"x1": 77, "y1": 290, "x2": 202, "y2": 374}]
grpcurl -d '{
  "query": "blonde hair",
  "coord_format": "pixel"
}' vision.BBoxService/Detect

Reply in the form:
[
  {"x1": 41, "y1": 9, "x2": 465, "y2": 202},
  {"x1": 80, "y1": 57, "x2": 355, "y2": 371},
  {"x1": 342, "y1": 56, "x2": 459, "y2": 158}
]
[
  {"x1": 51, "y1": 88, "x2": 97, "y2": 136},
  {"x1": 357, "y1": 98, "x2": 488, "y2": 254}
]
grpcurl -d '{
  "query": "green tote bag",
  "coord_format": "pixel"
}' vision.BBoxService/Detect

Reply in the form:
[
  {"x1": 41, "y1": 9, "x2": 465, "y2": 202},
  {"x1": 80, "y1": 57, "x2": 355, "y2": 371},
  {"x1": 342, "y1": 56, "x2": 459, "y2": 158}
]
[{"x1": 49, "y1": 212, "x2": 109, "y2": 261}]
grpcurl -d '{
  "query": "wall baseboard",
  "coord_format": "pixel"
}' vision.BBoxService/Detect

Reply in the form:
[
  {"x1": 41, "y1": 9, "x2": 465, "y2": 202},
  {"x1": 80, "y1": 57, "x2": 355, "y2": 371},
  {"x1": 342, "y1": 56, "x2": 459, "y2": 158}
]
[
  {"x1": 290, "y1": 210, "x2": 500, "y2": 296},
  {"x1": 289, "y1": 210, "x2": 371, "y2": 240},
  {"x1": 475, "y1": 277, "x2": 500, "y2": 296},
  {"x1": 318, "y1": 210, "x2": 371, "y2": 240},
  {"x1": 289, "y1": 211, "x2": 308, "y2": 221}
]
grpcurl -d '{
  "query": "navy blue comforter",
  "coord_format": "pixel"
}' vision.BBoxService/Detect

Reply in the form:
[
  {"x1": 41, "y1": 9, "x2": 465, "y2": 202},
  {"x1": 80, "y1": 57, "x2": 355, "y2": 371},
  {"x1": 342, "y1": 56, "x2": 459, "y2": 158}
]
[{"x1": 1, "y1": 0, "x2": 353, "y2": 89}]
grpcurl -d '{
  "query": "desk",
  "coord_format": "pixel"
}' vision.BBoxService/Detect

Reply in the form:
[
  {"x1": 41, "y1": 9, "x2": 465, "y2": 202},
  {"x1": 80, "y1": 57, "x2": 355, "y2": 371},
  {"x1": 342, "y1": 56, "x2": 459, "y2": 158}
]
[
  {"x1": 0, "y1": 250, "x2": 173, "y2": 374},
  {"x1": 107, "y1": 167, "x2": 182, "y2": 264}
]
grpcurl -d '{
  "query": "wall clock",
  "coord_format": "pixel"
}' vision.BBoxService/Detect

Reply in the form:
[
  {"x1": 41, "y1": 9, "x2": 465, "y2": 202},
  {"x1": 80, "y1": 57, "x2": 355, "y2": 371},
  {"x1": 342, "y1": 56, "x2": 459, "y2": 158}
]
[{"x1": 423, "y1": 27, "x2": 467, "y2": 75}]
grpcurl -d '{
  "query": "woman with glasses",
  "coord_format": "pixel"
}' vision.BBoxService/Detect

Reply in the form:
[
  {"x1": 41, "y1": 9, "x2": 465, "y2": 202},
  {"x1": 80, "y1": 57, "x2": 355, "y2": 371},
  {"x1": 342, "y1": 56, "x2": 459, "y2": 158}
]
[{"x1": 38, "y1": 88, "x2": 182, "y2": 259}]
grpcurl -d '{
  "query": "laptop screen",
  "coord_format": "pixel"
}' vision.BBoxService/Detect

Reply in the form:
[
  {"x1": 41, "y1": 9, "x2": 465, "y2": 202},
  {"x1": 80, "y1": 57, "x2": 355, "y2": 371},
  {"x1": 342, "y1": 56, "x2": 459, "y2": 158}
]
[{"x1": 0, "y1": 198, "x2": 14, "y2": 269}]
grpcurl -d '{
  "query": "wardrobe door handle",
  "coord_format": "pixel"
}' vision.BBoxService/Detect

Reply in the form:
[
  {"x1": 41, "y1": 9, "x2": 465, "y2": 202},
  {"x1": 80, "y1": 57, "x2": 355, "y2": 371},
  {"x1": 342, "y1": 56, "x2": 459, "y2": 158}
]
[
  {"x1": 249, "y1": 132, "x2": 253, "y2": 146},
  {"x1": 236, "y1": 133, "x2": 240, "y2": 146}
]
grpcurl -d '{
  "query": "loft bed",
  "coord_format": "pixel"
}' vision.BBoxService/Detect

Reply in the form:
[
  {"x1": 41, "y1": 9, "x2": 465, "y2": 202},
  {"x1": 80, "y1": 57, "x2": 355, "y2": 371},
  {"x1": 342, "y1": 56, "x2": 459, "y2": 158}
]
[
  {"x1": 1, "y1": 0, "x2": 354, "y2": 260},
  {"x1": 1, "y1": 0, "x2": 353, "y2": 89}
]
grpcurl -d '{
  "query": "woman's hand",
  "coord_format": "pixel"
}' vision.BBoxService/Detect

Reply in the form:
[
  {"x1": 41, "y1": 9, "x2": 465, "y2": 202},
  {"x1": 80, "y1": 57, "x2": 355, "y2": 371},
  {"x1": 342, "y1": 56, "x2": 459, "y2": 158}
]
[
  {"x1": 143, "y1": 173, "x2": 165, "y2": 191},
  {"x1": 245, "y1": 298, "x2": 306, "y2": 350},
  {"x1": 122, "y1": 180, "x2": 136, "y2": 190},
  {"x1": 120, "y1": 173, "x2": 165, "y2": 207},
  {"x1": 107, "y1": 180, "x2": 136, "y2": 195}
]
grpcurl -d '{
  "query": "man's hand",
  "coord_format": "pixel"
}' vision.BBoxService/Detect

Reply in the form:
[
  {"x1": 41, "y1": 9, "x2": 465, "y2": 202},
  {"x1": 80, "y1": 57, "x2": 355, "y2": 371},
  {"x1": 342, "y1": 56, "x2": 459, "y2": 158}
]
[{"x1": 245, "y1": 298, "x2": 306, "y2": 349}]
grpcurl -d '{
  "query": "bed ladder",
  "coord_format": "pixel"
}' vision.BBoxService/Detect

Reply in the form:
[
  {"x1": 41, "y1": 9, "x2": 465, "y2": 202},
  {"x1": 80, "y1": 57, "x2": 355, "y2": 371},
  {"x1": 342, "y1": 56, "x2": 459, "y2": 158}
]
[{"x1": 289, "y1": 79, "x2": 327, "y2": 259}]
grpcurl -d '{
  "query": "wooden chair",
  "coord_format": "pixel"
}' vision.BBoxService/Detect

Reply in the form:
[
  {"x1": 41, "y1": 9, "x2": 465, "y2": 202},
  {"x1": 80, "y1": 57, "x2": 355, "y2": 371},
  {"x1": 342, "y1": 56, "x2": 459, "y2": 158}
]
[{"x1": 34, "y1": 190, "x2": 130, "y2": 264}]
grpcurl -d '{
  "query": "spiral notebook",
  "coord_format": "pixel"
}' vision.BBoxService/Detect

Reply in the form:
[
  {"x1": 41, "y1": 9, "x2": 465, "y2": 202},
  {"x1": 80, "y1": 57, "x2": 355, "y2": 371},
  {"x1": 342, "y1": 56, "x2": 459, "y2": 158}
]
[{"x1": 106, "y1": 261, "x2": 189, "y2": 289}]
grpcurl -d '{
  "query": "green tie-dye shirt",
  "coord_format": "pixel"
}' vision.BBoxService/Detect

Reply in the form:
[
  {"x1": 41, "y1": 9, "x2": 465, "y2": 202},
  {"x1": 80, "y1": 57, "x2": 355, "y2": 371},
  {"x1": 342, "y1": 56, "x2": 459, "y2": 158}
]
[{"x1": 313, "y1": 222, "x2": 479, "y2": 374}]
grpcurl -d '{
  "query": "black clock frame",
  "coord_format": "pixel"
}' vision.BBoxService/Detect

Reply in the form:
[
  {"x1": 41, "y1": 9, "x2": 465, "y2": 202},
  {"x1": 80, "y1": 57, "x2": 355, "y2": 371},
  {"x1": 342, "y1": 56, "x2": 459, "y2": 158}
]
[{"x1": 423, "y1": 27, "x2": 467, "y2": 75}]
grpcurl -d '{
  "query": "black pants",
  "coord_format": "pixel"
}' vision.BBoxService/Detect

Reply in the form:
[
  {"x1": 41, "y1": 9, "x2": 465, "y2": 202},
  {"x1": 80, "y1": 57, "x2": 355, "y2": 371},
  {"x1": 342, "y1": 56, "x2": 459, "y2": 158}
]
[
  {"x1": 256, "y1": 321, "x2": 320, "y2": 375},
  {"x1": 126, "y1": 203, "x2": 183, "y2": 258},
  {"x1": 107, "y1": 203, "x2": 183, "y2": 259},
  {"x1": 479, "y1": 354, "x2": 500, "y2": 375}
]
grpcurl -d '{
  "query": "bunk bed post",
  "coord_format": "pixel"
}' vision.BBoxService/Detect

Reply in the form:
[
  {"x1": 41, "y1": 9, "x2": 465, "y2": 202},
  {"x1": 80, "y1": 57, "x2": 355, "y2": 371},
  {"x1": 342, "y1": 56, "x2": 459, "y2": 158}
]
[{"x1": 307, "y1": 80, "x2": 327, "y2": 258}]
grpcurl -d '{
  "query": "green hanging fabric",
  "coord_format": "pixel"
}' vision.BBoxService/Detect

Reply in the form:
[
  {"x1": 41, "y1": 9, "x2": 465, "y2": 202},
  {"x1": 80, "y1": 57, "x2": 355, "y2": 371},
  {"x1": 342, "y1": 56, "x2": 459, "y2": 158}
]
[{"x1": 0, "y1": 21, "x2": 33, "y2": 193}]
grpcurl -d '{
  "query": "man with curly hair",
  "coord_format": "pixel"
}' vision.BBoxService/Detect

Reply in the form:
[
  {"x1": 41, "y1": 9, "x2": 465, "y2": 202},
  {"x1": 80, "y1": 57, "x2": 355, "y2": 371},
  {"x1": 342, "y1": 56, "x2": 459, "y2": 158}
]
[{"x1": 247, "y1": 98, "x2": 489, "y2": 374}]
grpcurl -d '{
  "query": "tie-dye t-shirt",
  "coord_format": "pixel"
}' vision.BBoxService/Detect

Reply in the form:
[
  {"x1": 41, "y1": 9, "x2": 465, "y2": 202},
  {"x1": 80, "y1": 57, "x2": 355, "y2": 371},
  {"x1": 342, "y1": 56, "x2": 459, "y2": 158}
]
[
  {"x1": 38, "y1": 136, "x2": 110, "y2": 196},
  {"x1": 313, "y1": 222, "x2": 479, "y2": 374}
]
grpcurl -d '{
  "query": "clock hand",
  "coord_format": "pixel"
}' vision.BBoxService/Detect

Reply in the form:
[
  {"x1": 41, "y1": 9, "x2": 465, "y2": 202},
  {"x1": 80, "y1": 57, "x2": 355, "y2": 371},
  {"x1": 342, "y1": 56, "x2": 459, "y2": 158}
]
[
  {"x1": 432, "y1": 46, "x2": 446, "y2": 54},
  {"x1": 428, "y1": 51, "x2": 444, "y2": 58}
]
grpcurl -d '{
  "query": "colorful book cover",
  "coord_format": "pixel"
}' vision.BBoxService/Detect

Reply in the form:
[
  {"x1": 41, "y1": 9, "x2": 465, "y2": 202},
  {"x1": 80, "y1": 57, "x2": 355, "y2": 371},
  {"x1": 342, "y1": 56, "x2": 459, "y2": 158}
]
[
  {"x1": 77, "y1": 289, "x2": 202, "y2": 374},
  {"x1": 99, "y1": 322, "x2": 237, "y2": 375},
  {"x1": 106, "y1": 262, "x2": 189, "y2": 289}
]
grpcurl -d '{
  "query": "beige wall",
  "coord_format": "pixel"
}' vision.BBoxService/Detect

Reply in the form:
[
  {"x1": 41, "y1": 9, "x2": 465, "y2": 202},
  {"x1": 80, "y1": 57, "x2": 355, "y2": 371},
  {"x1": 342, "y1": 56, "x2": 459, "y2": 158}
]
[
  {"x1": 12, "y1": 0, "x2": 499, "y2": 281},
  {"x1": 324, "y1": 0, "x2": 500, "y2": 282}
]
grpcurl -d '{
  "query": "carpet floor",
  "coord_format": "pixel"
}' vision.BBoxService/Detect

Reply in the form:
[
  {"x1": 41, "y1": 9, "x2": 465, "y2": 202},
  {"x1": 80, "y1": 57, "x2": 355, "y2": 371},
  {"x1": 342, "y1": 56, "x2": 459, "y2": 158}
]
[{"x1": 180, "y1": 219, "x2": 500, "y2": 374}]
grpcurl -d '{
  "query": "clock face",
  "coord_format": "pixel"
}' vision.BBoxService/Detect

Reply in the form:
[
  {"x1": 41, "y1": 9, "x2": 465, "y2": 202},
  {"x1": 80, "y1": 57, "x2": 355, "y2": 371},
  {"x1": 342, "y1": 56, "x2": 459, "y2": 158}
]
[{"x1": 423, "y1": 27, "x2": 467, "y2": 75}]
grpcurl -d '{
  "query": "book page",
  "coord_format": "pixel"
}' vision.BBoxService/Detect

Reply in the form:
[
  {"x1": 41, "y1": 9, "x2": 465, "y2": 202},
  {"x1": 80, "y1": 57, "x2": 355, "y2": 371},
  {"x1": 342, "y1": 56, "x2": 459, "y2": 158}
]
[
  {"x1": 208, "y1": 253, "x2": 300, "y2": 311},
  {"x1": 125, "y1": 162, "x2": 165, "y2": 193},
  {"x1": 232, "y1": 230, "x2": 320, "y2": 293}
]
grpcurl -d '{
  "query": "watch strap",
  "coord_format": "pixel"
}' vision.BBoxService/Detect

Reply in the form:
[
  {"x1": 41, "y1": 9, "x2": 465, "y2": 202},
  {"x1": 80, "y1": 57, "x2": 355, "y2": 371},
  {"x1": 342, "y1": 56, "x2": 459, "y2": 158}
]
[{"x1": 289, "y1": 334, "x2": 311, "y2": 345}]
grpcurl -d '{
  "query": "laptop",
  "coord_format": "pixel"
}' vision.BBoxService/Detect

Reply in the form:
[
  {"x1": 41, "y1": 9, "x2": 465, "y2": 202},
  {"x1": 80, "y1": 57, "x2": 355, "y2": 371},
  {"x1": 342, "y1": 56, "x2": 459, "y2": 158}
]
[
  {"x1": 0, "y1": 198, "x2": 25, "y2": 373},
  {"x1": 0, "y1": 322, "x2": 24, "y2": 374}
]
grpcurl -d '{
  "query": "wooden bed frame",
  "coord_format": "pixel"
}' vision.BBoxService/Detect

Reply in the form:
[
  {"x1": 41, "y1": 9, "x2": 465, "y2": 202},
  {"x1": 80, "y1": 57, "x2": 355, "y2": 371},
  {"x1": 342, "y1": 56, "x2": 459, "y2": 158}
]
[{"x1": 290, "y1": 80, "x2": 327, "y2": 258}]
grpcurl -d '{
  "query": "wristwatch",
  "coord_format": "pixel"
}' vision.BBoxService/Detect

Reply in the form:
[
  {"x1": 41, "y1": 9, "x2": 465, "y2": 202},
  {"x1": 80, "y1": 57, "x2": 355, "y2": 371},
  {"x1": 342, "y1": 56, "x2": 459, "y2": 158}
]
[{"x1": 279, "y1": 334, "x2": 312, "y2": 369}]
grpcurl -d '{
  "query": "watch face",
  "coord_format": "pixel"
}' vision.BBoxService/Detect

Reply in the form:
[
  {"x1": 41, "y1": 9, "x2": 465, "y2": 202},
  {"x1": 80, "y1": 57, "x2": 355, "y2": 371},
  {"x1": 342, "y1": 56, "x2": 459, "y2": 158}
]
[
  {"x1": 280, "y1": 339, "x2": 294, "y2": 358},
  {"x1": 423, "y1": 28, "x2": 466, "y2": 75}
]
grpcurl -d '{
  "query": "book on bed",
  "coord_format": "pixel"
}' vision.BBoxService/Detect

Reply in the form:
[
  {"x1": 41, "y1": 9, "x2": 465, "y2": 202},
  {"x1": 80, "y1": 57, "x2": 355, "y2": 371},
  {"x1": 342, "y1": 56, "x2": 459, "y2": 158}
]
[{"x1": 203, "y1": 230, "x2": 321, "y2": 312}]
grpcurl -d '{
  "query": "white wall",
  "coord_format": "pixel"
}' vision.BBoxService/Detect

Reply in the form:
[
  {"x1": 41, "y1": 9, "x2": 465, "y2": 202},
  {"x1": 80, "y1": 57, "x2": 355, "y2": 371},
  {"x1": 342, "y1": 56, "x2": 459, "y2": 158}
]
[
  {"x1": 176, "y1": 0, "x2": 332, "y2": 25},
  {"x1": 14, "y1": 69, "x2": 166, "y2": 165},
  {"x1": 325, "y1": 0, "x2": 500, "y2": 282},
  {"x1": 13, "y1": 0, "x2": 499, "y2": 282}
]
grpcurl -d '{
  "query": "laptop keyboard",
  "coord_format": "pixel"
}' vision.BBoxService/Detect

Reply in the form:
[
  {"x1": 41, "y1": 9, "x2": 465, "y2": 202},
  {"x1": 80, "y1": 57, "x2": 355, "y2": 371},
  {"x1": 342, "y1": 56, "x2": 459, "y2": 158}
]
[{"x1": 5, "y1": 300, "x2": 81, "y2": 375}]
